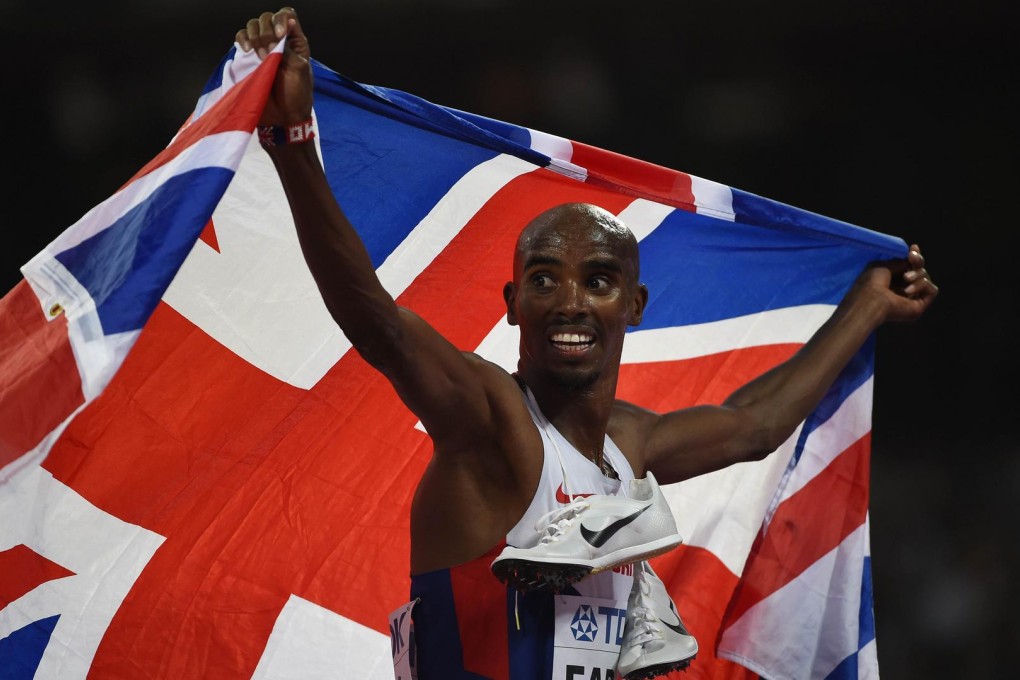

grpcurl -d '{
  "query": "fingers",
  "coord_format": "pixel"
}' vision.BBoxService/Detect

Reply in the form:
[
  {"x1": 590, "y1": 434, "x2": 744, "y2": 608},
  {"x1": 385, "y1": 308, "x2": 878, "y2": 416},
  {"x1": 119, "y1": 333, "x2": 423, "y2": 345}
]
[
  {"x1": 902, "y1": 244, "x2": 937, "y2": 300},
  {"x1": 235, "y1": 8, "x2": 304, "y2": 60}
]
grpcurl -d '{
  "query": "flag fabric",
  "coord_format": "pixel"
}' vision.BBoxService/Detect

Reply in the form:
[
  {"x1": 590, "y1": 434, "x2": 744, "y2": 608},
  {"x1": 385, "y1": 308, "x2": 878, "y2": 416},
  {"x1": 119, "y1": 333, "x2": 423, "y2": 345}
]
[{"x1": 0, "y1": 39, "x2": 903, "y2": 679}]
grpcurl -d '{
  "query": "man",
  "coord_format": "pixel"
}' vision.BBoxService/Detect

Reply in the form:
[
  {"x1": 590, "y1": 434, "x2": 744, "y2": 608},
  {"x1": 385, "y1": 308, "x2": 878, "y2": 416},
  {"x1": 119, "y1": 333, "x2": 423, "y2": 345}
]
[{"x1": 237, "y1": 8, "x2": 937, "y2": 679}]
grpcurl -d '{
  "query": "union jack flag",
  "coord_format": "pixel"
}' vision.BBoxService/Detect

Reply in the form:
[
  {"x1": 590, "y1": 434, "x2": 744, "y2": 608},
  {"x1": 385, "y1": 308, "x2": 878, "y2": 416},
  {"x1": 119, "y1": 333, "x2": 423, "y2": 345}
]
[{"x1": 0, "y1": 39, "x2": 901, "y2": 678}]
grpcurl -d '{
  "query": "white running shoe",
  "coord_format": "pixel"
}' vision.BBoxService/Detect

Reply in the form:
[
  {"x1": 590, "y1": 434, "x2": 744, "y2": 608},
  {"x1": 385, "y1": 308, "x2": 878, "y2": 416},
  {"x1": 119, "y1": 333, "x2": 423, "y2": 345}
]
[
  {"x1": 617, "y1": 561, "x2": 698, "y2": 679},
  {"x1": 491, "y1": 472, "x2": 683, "y2": 592}
]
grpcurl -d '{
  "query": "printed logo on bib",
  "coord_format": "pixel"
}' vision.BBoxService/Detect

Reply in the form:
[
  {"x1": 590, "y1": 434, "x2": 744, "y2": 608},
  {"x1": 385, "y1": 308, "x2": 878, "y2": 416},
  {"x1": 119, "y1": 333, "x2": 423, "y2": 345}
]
[
  {"x1": 554, "y1": 594, "x2": 626, "y2": 678},
  {"x1": 388, "y1": 598, "x2": 419, "y2": 680},
  {"x1": 570, "y1": 604, "x2": 600, "y2": 642}
]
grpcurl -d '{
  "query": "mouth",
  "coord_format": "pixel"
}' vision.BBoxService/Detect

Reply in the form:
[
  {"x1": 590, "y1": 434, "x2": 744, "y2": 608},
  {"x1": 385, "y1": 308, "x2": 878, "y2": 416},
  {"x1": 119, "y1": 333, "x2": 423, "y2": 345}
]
[{"x1": 549, "y1": 331, "x2": 596, "y2": 354}]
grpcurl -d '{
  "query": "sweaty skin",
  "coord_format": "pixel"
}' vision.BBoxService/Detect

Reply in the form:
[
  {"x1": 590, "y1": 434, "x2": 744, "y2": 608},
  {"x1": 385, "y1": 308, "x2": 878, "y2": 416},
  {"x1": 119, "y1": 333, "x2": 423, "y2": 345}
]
[{"x1": 236, "y1": 8, "x2": 938, "y2": 574}]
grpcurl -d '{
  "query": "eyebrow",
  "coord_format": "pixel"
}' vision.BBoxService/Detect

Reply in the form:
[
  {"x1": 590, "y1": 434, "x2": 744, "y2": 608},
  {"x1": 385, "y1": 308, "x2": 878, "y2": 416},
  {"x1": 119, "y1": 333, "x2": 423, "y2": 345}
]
[
  {"x1": 522, "y1": 254, "x2": 625, "y2": 274},
  {"x1": 523, "y1": 254, "x2": 563, "y2": 270},
  {"x1": 586, "y1": 258, "x2": 623, "y2": 274}
]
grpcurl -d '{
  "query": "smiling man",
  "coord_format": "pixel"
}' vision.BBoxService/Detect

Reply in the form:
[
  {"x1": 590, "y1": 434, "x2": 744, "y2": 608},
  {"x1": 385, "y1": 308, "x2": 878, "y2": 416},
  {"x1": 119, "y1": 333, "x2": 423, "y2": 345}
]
[
  {"x1": 237, "y1": 8, "x2": 938, "y2": 680},
  {"x1": 509, "y1": 203, "x2": 646, "y2": 397}
]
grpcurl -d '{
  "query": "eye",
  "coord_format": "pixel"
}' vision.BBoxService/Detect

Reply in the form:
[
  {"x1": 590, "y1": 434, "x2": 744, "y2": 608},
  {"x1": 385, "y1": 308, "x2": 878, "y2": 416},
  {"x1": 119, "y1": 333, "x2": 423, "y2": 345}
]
[
  {"x1": 588, "y1": 275, "x2": 611, "y2": 290},
  {"x1": 532, "y1": 274, "x2": 554, "y2": 288}
]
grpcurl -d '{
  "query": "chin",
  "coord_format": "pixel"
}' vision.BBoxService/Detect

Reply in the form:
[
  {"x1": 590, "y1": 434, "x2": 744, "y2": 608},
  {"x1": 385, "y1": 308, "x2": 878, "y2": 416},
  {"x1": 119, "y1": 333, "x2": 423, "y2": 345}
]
[{"x1": 550, "y1": 366, "x2": 601, "y2": 392}]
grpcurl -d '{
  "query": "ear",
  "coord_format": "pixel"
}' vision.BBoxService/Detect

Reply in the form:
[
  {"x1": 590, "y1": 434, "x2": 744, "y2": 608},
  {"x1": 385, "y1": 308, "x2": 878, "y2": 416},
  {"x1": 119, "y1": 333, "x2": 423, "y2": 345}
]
[
  {"x1": 628, "y1": 283, "x2": 649, "y2": 327},
  {"x1": 503, "y1": 281, "x2": 518, "y2": 326}
]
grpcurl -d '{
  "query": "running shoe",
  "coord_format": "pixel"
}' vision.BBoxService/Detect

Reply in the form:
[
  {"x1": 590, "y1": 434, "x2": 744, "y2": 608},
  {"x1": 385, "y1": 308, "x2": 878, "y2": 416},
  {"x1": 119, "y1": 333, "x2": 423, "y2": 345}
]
[
  {"x1": 491, "y1": 472, "x2": 682, "y2": 592},
  {"x1": 617, "y1": 561, "x2": 698, "y2": 679}
]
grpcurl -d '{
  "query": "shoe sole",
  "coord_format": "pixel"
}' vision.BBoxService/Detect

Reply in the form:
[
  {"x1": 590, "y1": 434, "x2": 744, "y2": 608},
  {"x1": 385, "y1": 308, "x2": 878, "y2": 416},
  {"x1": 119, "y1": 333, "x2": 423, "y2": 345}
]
[
  {"x1": 623, "y1": 655, "x2": 696, "y2": 679},
  {"x1": 492, "y1": 534, "x2": 683, "y2": 592}
]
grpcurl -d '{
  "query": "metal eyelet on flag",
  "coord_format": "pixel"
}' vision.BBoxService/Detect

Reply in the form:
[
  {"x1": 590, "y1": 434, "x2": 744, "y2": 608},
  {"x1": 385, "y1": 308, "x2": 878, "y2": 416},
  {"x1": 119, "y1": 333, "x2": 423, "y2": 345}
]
[{"x1": 49, "y1": 303, "x2": 64, "y2": 317}]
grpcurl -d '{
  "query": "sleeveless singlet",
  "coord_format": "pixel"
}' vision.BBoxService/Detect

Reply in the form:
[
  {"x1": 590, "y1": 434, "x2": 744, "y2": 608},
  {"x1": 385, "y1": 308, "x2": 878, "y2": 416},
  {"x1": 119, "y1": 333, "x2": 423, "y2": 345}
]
[{"x1": 408, "y1": 385, "x2": 637, "y2": 679}]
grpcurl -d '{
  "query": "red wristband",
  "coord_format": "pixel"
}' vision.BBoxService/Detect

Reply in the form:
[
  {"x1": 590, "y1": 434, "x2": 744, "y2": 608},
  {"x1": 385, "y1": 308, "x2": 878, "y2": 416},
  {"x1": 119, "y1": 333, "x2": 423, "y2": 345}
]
[{"x1": 257, "y1": 119, "x2": 316, "y2": 148}]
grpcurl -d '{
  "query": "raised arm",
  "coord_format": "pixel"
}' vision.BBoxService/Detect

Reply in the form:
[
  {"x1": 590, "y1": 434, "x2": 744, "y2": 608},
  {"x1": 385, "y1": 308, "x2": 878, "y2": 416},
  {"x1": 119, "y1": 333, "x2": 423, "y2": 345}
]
[
  {"x1": 236, "y1": 9, "x2": 500, "y2": 445},
  {"x1": 637, "y1": 246, "x2": 938, "y2": 483}
]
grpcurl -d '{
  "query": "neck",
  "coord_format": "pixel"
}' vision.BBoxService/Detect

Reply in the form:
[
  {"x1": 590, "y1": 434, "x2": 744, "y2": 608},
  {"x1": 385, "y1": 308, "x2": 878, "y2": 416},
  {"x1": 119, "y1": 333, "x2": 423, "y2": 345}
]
[{"x1": 517, "y1": 368, "x2": 619, "y2": 465}]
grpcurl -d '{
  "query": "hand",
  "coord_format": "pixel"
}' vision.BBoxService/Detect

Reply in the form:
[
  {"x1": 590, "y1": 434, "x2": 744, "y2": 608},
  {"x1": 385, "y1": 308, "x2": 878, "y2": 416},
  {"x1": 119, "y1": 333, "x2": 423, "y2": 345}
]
[
  {"x1": 235, "y1": 7, "x2": 313, "y2": 126},
  {"x1": 853, "y1": 244, "x2": 939, "y2": 324}
]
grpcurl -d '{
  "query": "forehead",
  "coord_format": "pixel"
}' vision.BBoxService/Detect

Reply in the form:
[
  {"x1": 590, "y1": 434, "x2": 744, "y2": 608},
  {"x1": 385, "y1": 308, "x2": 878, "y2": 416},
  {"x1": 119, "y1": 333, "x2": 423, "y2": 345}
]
[{"x1": 516, "y1": 203, "x2": 634, "y2": 264}]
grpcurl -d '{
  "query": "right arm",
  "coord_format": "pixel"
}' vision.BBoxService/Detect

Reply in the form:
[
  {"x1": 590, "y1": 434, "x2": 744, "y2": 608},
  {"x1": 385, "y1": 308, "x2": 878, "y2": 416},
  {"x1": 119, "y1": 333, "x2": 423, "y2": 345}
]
[{"x1": 237, "y1": 10, "x2": 502, "y2": 447}]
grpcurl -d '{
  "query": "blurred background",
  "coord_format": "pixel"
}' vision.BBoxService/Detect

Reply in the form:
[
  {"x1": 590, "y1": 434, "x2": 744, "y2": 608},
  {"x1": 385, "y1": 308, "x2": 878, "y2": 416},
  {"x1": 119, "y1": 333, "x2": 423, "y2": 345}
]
[{"x1": 3, "y1": 1, "x2": 1017, "y2": 676}]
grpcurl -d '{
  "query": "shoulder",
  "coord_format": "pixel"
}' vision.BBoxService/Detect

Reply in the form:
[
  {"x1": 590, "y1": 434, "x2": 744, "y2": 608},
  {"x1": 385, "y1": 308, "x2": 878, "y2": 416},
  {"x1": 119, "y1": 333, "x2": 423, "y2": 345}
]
[
  {"x1": 446, "y1": 352, "x2": 538, "y2": 446},
  {"x1": 610, "y1": 398, "x2": 659, "y2": 430},
  {"x1": 430, "y1": 353, "x2": 544, "y2": 495},
  {"x1": 458, "y1": 351, "x2": 519, "y2": 401}
]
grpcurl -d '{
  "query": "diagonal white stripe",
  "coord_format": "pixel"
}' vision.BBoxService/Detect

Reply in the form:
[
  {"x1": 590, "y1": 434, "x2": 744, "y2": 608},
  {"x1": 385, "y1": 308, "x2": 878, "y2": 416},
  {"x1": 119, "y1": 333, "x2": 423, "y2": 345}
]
[
  {"x1": 660, "y1": 432, "x2": 798, "y2": 576},
  {"x1": 375, "y1": 155, "x2": 537, "y2": 297},
  {"x1": 777, "y1": 377, "x2": 873, "y2": 503},
  {"x1": 251, "y1": 595, "x2": 392, "y2": 680},
  {"x1": 621, "y1": 305, "x2": 834, "y2": 364},
  {"x1": 164, "y1": 150, "x2": 538, "y2": 389},
  {"x1": 27, "y1": 131, "x2": 253, "y2": 261},
  {"x1": 760, "y1": 378, "x2": 874, "y2": 532},
  {"x1": 0, "y1": 465, "x2": 164, "y2": 680},
  {"x1": 717, "y1": 522, "x2": 869, "y2": 680}
]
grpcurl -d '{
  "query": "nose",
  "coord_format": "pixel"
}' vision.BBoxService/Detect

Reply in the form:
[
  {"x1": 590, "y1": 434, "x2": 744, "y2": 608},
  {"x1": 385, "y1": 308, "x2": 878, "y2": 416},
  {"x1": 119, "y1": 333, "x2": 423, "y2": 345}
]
[{"x1": 554, "y1": 279, "x2": 590, "y2": 320}]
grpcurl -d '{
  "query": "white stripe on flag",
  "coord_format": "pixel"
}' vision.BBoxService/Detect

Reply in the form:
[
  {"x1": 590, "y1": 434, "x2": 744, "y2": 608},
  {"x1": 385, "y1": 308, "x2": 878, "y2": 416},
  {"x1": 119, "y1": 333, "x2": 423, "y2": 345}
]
[
  {"x1": 21, "y1": 251, "x2": 140, "y2": 402},
  {"x1": 858, "y1": 638, "x2": 879, "y2": 680},
  {"x1": 718, "y1": 521, "x2": 869, "y2": 680},
  {"x1": 621, "y1": 304, "x2": 834, "y2": 364},
  {"x1": 27, "y1": 131, "x2": 253, "y2": 263},
  {"x1": 0, "y1": 465, "x2": 164, "y2": 680},
  {"x1": 660, "y1": 431, "x2": 798, "y2": 576},
  {"x1": 164, "y1": 151, "x2": 537, "y2": 389},
  {"x1": 187, "y1": 43, "x2": 266, "y2": 128},
  {"x1": 251, "y1": 595, "x2": 392, "y2": 680},
  {"x1": 527, "y1": 128, "x2": 574, "y2": 163},
  {"x1": 375, "y1": 155, "x2": 537, "y2": 297},
  {"x1": 20, "y1": 129, "x2": 256, "y2": 402},
  {"x1": 764, "y1": 376, "x2": 873, "y2": 530},
  {"x1": 690, "y1": 174, "x2": 735, "y2": 221}
]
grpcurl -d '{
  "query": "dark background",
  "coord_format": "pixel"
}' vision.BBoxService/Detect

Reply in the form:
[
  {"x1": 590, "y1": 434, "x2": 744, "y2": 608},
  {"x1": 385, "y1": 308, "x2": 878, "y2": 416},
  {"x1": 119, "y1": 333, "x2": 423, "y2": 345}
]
[{"x1": 4, "y1": 1, "x2": 1017, "y2": 676}]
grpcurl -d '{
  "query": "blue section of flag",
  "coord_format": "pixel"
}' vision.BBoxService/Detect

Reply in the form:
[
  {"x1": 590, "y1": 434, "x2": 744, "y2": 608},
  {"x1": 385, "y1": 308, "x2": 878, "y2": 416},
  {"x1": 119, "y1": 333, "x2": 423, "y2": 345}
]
[
  {"x1": 200, "y1": 46, "x2": 236, "y2": 97},
  {"x1": 311, "y1": 64, "x2": 507, "y2": 269},
  {"x1": 317, "y1": 66, "x2": 549, "y2": 169},
  {"x1": 634, "y1": 208, "x2": 888, "y2": 330},
  {"x1": 859, "y1": 556, "x2": 876, "y2": 647},
  {"x1": 823, "y1": 650, "x2": 859, "y2": 680},
  {"x1": 731, "y1": 187, "x2": 906, "y2": 256},
  {"x1": 0, "y1": 615, "x2": 59, "y2": 680},
  {"x1": 55, "y1": 168, "x2": 234, "y2": 335},
  {"x1": 442, "y1": 107, "x2": 534, "y2": 149}
]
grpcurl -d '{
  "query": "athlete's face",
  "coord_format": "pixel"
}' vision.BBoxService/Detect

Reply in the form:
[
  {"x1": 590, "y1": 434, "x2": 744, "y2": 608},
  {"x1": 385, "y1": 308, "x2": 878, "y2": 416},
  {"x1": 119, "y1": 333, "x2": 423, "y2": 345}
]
[{"x1": 504, "y1": 203, "x2": 647, "y2": 392}]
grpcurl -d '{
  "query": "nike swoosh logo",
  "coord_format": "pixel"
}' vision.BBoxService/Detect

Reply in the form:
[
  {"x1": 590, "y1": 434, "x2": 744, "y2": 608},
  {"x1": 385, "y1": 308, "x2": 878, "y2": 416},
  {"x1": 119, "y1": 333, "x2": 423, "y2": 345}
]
[
  {"x1": 580, "y1": 504, "x2": 651, "y2": 547},
  {"x1": 660, "y1": 600, "x2": 690, "y2": 636},
  {"x1": 555, "y1": 484, "x2": 595, "y2": 504}
]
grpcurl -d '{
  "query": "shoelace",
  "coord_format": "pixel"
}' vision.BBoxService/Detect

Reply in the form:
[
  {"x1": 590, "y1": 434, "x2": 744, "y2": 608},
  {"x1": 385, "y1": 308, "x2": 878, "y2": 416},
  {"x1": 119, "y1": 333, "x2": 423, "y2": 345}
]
[
  {"x1": 533, "y1": 498, "x2": 590, "y2": 544},
  {"x1": 627, "y1": 580, "x2": 666, "y2": 647}
]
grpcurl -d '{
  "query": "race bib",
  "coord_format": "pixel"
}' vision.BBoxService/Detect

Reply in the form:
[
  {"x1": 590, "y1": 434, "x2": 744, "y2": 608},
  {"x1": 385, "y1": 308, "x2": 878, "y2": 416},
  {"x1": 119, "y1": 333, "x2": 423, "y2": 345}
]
[
  {"x1": 552, "y1": 594, "x2": 625, "y2": 679},
  {"x1": 388, "y1": 599, "x2": 419, "y2": 680}
]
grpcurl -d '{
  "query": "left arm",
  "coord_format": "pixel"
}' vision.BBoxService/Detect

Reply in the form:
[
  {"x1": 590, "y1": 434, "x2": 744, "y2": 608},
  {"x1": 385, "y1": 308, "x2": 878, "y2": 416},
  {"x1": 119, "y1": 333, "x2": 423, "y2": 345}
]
[{"x1": 637, "y1": 245, "x2": 938, "y2": 484}]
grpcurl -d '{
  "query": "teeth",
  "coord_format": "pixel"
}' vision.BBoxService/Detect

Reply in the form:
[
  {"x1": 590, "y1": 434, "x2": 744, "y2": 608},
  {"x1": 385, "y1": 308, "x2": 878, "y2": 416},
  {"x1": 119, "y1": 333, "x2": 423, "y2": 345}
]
[{"x1": 551, "y1": 332, "x2": 593, "y2": 344}]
